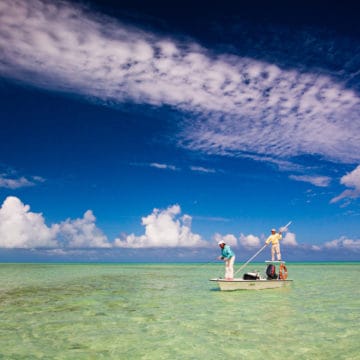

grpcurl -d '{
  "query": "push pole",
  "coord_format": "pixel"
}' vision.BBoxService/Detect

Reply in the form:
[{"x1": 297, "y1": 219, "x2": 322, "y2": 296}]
[
  {"x1": 279, "y1": 221, "x2": 292, "y2": 232},
  {"x1": 234, "y1": 243, "x2": 268, "y2": 277},
  {"x1": 233, "y1": 221, "x2": 292, "y2": 277}
]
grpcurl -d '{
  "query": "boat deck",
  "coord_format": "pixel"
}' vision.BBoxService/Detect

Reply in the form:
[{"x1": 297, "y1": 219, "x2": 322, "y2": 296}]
[{"x1": 210, "y1": 278, "x2": 293, "y2": 291}]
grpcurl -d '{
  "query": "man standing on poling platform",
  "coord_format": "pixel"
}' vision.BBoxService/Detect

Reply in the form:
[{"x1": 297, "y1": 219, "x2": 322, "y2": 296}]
[{"x1": 265, "y1": 228, "x2": 283, "y2": 261}]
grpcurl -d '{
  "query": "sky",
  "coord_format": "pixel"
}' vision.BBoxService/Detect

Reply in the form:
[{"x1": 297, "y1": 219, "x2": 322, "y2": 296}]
[{"x1": 0, "y1": 0, "x2": 359, "y2": 262}]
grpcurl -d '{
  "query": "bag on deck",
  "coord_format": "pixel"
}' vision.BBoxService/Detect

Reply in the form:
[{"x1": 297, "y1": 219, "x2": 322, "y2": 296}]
[{"x1": 243, "y1": 272, "x2": 260, "y2": 280}]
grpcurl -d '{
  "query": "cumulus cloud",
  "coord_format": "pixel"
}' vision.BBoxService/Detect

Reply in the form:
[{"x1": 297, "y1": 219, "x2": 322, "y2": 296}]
[
  {"x1": 331, "y1": 165, "x2": 360, "y2": 203},
  {"x1": 282, "y1": 232, "x2": 298, "y2": 246},
  {"x1": 0, "y1": 196, "x2": 58, "y2": 248},
  {"x1": 1, "y1": 0, "x2": 359, "y2": 172},
  {"x1": 1, "y1": 197, "x2": 359, "y2": 257},
  {"x1": 324, "y1": 236, "x2": 360, "y2": 251},
  {"x1": 57, "y1": 210, "x2": 110, "y2": 248},
  {"x1": 0, "y1": 196, "x2": 109, "y2": 248},
  {"x1": 213, "y1": 233, "x2": 237, "y2": 247},
  {"x1": 114, "y1": 204, "x2": 206, "y2": 248},
  {"x1": 239, "y1": 233, "x2": 261, "y2": 249}
]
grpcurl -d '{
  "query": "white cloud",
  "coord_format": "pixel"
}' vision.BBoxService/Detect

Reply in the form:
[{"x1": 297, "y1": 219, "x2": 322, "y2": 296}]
[
  {"x1": 1, "y1": 197, "x2": 360, "y2": 257},
  {"x1": 178, "y1": 75, "x2": 360, "y2": 165},
  {"x1": 114, "y1": 204, "x2": 206, "y2": 248},
  {"x1": 0, "y1": 196, "x2": 58, "y2": 248},
  {"x1": 214, "y1": 230, "x2": 296, "y2": 249},
  {"x1": 0, "y1": 196, "x2": 110, "y2": 249},
  {"x1": 239, "y1": 233, "x2": 261, "y2": 249},
  {"x1": 150, "y1": 163, "x2": 179, "y2": 171},
  {"x1": 289, "y1": 175, "x2": 331, "y2": 187},
  {"x1": 340, "y1": 165, "x2": 360, "y2": 189},
  {"x1": 324, "y1": 236, "x2": 360, "y2": 251},
  {"x1": 331, "y1": 165, "x2": 360, "y2": 203},
  {"x1": 282, "y1": 232, "x2": 298, "y2": 246},
  {"x1": 1, "y1": 0, "x2": 359, "y2": 170},
  {"x1": 213, "y1": 233, "x2": 237, "y2": 247},
  {"x1": 0, "y1": 174, "x2": 45, "y2": 189},
  {"x1": 190, "y1": 166, "x2": 216, "y2": 173},
  {"x1": 0, "y1": 176, "x2": 33, "y2": 189},
  {"x1": 58, "y1": 210, "x2": 110, "y2": 248}
]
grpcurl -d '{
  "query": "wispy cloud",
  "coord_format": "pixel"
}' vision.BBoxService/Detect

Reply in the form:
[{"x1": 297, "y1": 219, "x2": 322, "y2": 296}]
[
  {"x1": 150, "y1": 163, "x2": 179, "y2": 171},
  {"x1": 0, "y1": 173, "x2": 45, "y2": 189},
  {"x1": 0, "y1": 176, "x2": 34, "y2": 189},
  {"x1": 190, "y1": 166, "x2": 216, "y2": 173},
  {"x1": 289, "y1": 174, "x2": 331, "y2": 187},
  {"x1": 1, "y1": 0, "x2": 359, "y2": 173},
  {"x1": 131, "y1": 162, "x2": 179, "y2": 171}
]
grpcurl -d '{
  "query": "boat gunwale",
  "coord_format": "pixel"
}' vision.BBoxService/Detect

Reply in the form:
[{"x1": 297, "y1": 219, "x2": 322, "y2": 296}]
[{"x1": 210, "y1": 278, "x2": 293, "y2": 283}]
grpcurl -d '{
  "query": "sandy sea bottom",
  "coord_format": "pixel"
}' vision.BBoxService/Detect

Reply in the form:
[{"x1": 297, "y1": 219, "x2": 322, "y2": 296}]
[{"x1": 0, "y1": 263, "x2": 359, "y2": 359}]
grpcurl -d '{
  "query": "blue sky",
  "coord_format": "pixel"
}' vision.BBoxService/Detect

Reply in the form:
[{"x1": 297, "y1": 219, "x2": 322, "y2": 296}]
[{"x1": 0, "y1": 0, "x2": 359, "y2": 262}]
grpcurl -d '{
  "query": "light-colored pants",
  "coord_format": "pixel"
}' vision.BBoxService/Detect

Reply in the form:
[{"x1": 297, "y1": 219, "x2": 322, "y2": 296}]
[
  {"x1": 271, "y1": 244, "x2": 281, "y2": 261},
  {"x1": 225, "y1": 256, "x2": 235, "y2": 279}
]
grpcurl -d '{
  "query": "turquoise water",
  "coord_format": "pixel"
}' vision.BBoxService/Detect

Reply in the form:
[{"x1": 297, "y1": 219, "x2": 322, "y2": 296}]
[{"x1": 0, "y1": 263, "x2": 359, "y2": 359}]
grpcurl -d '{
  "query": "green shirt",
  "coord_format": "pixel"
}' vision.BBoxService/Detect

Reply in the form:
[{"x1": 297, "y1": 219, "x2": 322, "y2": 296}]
[{"x1": 221, "y1": 245, "x2": 234, "y2": 259}]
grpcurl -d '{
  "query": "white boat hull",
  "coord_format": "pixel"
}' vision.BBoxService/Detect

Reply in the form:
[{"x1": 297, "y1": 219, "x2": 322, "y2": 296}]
[{"x1": 210, "y1": 278, "x2": 293, "y2": 291}]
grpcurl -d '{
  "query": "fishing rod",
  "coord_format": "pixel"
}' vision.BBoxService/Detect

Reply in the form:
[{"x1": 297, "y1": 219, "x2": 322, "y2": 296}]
[
  {"x1": 233, "y1": 220, "x2": 292, "y2": 276},
  {"x1": 199, "y1": 258, "x2": 219, "y2": 266},
  {"x1": 184, "y1": 257, "x2": 219, "y2": 270}
]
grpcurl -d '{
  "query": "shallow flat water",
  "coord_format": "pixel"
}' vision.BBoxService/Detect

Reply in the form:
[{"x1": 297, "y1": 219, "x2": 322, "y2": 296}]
[{"x1": 0, "y1": 263, "x2": 359, "y2": 359}]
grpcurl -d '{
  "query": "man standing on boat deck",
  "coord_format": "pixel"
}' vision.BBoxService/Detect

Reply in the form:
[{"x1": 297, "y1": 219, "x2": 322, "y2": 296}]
[
  {"x1": 265, "y1": 229, "x2": 283, "y2": 261},
  {"x1": 218, "y1": 241, "x2": 235, "y2": 280}
]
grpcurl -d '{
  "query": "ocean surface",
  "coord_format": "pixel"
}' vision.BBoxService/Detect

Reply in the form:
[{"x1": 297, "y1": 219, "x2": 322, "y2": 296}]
[{"x1": 0, "y1": 262, "x2": 359, "y2": 359}]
